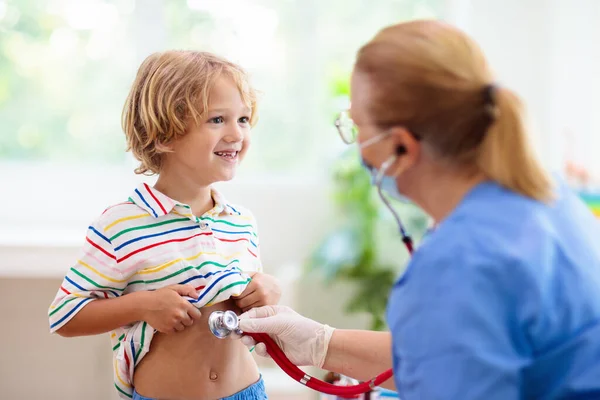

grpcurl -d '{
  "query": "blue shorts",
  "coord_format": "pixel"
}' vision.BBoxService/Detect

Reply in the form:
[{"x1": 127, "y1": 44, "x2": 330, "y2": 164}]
[{"x1": 132, "y1": 376, "x2": 267, "y2": 400}]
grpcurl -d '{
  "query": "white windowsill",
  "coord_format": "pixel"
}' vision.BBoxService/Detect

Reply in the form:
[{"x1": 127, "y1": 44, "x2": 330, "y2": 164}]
[{"x1": 0, "y1": 161, "x2": 333, "y2": 278}]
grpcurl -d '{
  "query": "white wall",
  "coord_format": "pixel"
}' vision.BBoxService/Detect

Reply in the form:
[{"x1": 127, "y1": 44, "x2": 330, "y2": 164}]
[{"x1": 446, "y1": 0, "x2": 600, "y2": 182}]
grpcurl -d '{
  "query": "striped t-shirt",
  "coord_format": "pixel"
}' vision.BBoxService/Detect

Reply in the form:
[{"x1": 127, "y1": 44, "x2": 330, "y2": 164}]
[{"x1": 48, "y1": 183, "x2": 262, "y2": 399}]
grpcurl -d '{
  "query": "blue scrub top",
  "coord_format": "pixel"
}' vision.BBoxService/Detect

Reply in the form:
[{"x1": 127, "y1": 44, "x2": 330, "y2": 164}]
[{"x1": 386, "y1": 179, "x2": 600, "y2": 399}]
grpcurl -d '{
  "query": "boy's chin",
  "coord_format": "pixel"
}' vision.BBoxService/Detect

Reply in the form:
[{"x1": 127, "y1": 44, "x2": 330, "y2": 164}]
[{"x1": 214, "y1": 171, "x2": 238, "y2": 183}]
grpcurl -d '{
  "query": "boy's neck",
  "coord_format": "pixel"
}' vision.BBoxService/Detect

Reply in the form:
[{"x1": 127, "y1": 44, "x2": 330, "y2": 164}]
[{"x1": 154, "y1": 173, "x2": 215, "y2": 217}]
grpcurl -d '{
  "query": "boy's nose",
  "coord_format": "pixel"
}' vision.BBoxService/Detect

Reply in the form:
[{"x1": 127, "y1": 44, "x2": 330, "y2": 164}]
[{"x1": 224, "y1": 124, "x2": 244, "y2": 142}]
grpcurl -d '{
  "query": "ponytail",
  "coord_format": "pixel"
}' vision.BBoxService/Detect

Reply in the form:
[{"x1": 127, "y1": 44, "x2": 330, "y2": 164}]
[
  {"x1": 355, "y1": 20, "x2": 554, "y2": 202},
  {"x1": 477, "y1": 88, "x2": 553, "y2": 201}
]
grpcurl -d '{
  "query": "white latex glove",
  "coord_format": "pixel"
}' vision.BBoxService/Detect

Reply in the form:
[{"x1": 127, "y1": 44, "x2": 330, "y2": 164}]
[{"x1": 238, "y1": 305, "x2": 335, "y2": 368}]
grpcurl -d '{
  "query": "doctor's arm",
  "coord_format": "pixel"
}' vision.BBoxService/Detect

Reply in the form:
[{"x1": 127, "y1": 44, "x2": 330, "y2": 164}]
[
  {"x1": 324, "y1": 329, "x2": 395, "y2": 389},
  {"x1": 238, "y1": 305, "x2": 395, "y2": 390}
]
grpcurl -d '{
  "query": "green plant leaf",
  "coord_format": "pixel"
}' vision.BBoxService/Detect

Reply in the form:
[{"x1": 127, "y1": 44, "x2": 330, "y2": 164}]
[{"x1": 306, "y1": 73, "x2": 430, "y2": 331}]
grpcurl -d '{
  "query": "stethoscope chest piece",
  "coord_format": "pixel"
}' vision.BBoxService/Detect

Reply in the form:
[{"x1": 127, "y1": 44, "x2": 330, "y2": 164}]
[{"x1": 208, "y1": 310, "x2": 242, "y2": 339}]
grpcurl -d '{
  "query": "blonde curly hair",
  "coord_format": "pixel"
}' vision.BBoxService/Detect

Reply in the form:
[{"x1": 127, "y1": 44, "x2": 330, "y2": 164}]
[{"x1": 122, "y1": 51, "x2": 258, "y2": 175}]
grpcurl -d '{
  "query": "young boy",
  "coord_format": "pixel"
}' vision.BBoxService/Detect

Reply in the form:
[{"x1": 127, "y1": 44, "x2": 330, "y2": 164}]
[{"x1": 48, "y1": 51, "x2": 281, "y2": 400}]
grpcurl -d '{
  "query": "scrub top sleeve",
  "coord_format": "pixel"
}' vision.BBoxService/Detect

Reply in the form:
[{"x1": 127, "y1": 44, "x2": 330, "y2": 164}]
[{"x1": 388, "y1": 251, "x2": 528, "y2": 400}]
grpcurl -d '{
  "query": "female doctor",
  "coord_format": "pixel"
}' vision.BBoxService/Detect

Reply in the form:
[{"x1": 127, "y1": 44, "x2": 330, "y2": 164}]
[{"x1": 238, "y1": 20, "x2": 600, "y2": 399}]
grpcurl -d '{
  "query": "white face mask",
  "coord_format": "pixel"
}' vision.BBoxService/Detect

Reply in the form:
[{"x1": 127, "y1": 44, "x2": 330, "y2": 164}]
[
  {"x1": 358, "y1": 134, "x2": 412, "y2": 204},
  {"x1": 369, "y1": 158, "x2": 412, "y2": 204}
]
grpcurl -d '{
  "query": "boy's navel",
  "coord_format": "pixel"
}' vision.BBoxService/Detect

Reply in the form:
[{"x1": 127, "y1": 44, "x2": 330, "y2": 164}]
[{"x1": 209, "y1": 370, "x2": 219, "y2": 381}]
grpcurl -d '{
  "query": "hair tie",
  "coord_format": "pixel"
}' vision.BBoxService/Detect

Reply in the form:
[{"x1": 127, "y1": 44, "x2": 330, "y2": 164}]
[
  {"x1": 483, "y1": 84, "x2": 496, "y2": 106},
  {"x1": 483, "y1": 84, "x2": 499, "y2": 119}
]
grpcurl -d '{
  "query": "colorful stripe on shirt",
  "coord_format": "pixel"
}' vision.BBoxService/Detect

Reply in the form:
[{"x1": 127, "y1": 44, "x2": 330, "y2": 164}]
[{"x1": 48, "y1": 184, "x2": 262, "y2": 399}]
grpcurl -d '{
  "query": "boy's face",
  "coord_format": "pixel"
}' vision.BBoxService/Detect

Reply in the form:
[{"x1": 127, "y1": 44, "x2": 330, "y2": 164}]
[{"x1": 164, "y1": 75, "x2": 252, "y2": 185}]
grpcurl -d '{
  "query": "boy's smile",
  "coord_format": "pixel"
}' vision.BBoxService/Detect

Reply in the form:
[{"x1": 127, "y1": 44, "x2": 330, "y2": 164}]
[
  {"x1": 161, "y1": 74, "x2": 253, "y2": 186},
  {"x1": 213, "y1": 150, "x2": 240, "y2": 163}
]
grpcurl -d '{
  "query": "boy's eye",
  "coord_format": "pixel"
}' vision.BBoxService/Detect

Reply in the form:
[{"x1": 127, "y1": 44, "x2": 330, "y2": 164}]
[
  {"x1": 209, "y1": 116, "x2": 224, "y2": 124},
  {"x1": 239, "y1": 116, "x2": 250, "y2": 124}
]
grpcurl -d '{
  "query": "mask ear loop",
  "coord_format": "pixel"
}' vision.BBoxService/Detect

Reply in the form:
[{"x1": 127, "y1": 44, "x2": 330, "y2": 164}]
[{"x1": 374, "y1": 156, "x2": 414, "y2": 254}]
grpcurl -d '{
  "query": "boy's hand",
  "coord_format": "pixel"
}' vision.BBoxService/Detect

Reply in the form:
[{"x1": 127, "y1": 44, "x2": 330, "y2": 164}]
[
  {"x1": 140, "y1": 284, "x2": 203, "y2": 333},
  {"x1": 234, "y1": 272, "x2": 282, "y2": 313}
]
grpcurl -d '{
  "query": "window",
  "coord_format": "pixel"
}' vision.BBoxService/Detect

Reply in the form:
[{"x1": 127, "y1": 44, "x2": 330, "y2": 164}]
[
  {"x1": 0, "y1": 0, "x2": 442, "y2": 174},
  {"x1": 0, "y1": 0, "x2": 443, "y2": 244}
]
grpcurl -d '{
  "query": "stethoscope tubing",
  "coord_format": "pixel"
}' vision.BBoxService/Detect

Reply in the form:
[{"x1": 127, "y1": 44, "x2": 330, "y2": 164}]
[{"x1": 247, "y1": 331, "x2": 393, "y2": 397}]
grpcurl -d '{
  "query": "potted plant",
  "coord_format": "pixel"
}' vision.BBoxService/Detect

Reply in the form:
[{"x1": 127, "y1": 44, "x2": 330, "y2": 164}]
[{"x1": 306, "y1": 69, "x2": 429, "y2": 329}]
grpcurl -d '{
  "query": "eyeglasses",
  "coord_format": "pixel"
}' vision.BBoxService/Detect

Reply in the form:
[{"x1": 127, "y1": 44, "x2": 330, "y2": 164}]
[
  {"x1": 334, "y1": 110, "x2": 358, "y2": 144},
  {"x1": 335, "y1": 110, "x2": 423, "y2": 145}
]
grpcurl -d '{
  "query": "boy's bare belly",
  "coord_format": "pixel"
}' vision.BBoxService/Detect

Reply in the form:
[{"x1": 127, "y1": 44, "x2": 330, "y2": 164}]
[{"x1": 133, "y1": 300, "x2": 260, "y2": 400}]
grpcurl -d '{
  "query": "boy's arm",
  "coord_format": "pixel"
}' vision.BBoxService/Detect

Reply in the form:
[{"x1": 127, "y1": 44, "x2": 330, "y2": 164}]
[
  {"x1": 55, "y1": 291, "x2": 147, "y2": 337},
  {"x1": 49, "y1": 223, "x2": 201, "y2": 337},
  {"x1": 48, "y1": 222, "x2": 129, "y2": 336},
  {"x1": 56, "y1": 285, "x2": 201, "y2": 336}
]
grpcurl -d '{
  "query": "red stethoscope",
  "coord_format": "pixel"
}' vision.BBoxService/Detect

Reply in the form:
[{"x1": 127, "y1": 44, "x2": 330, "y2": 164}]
[
  {"x1": 208, "y1": 165, "x2": 416, "y2": 397},
  {"x1": 208, "y1": 309, "x2": 395, "y2": 398}
]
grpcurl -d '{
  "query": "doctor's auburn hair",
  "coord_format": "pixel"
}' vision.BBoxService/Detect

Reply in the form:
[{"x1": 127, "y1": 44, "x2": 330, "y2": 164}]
[
  {"x1": 355, "y1": 20, "x2": 552, "y2": 201},
  {"x1": 121, "y1": 50, "x2": 258, "y2": 175}
]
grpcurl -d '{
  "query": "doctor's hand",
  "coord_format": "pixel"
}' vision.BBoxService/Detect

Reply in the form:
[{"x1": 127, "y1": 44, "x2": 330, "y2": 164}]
[
  {"x1": 238, "y1": 305, "x2": 335, "y2": 368},
  {"x1": 234, "y1": 272, "x2": 282, "y2": 313}
]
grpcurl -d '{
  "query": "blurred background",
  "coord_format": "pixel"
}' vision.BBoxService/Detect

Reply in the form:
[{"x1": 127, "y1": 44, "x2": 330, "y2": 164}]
[{"x1": 1, "y1": 0, "x2": 599, "y2": 399}]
